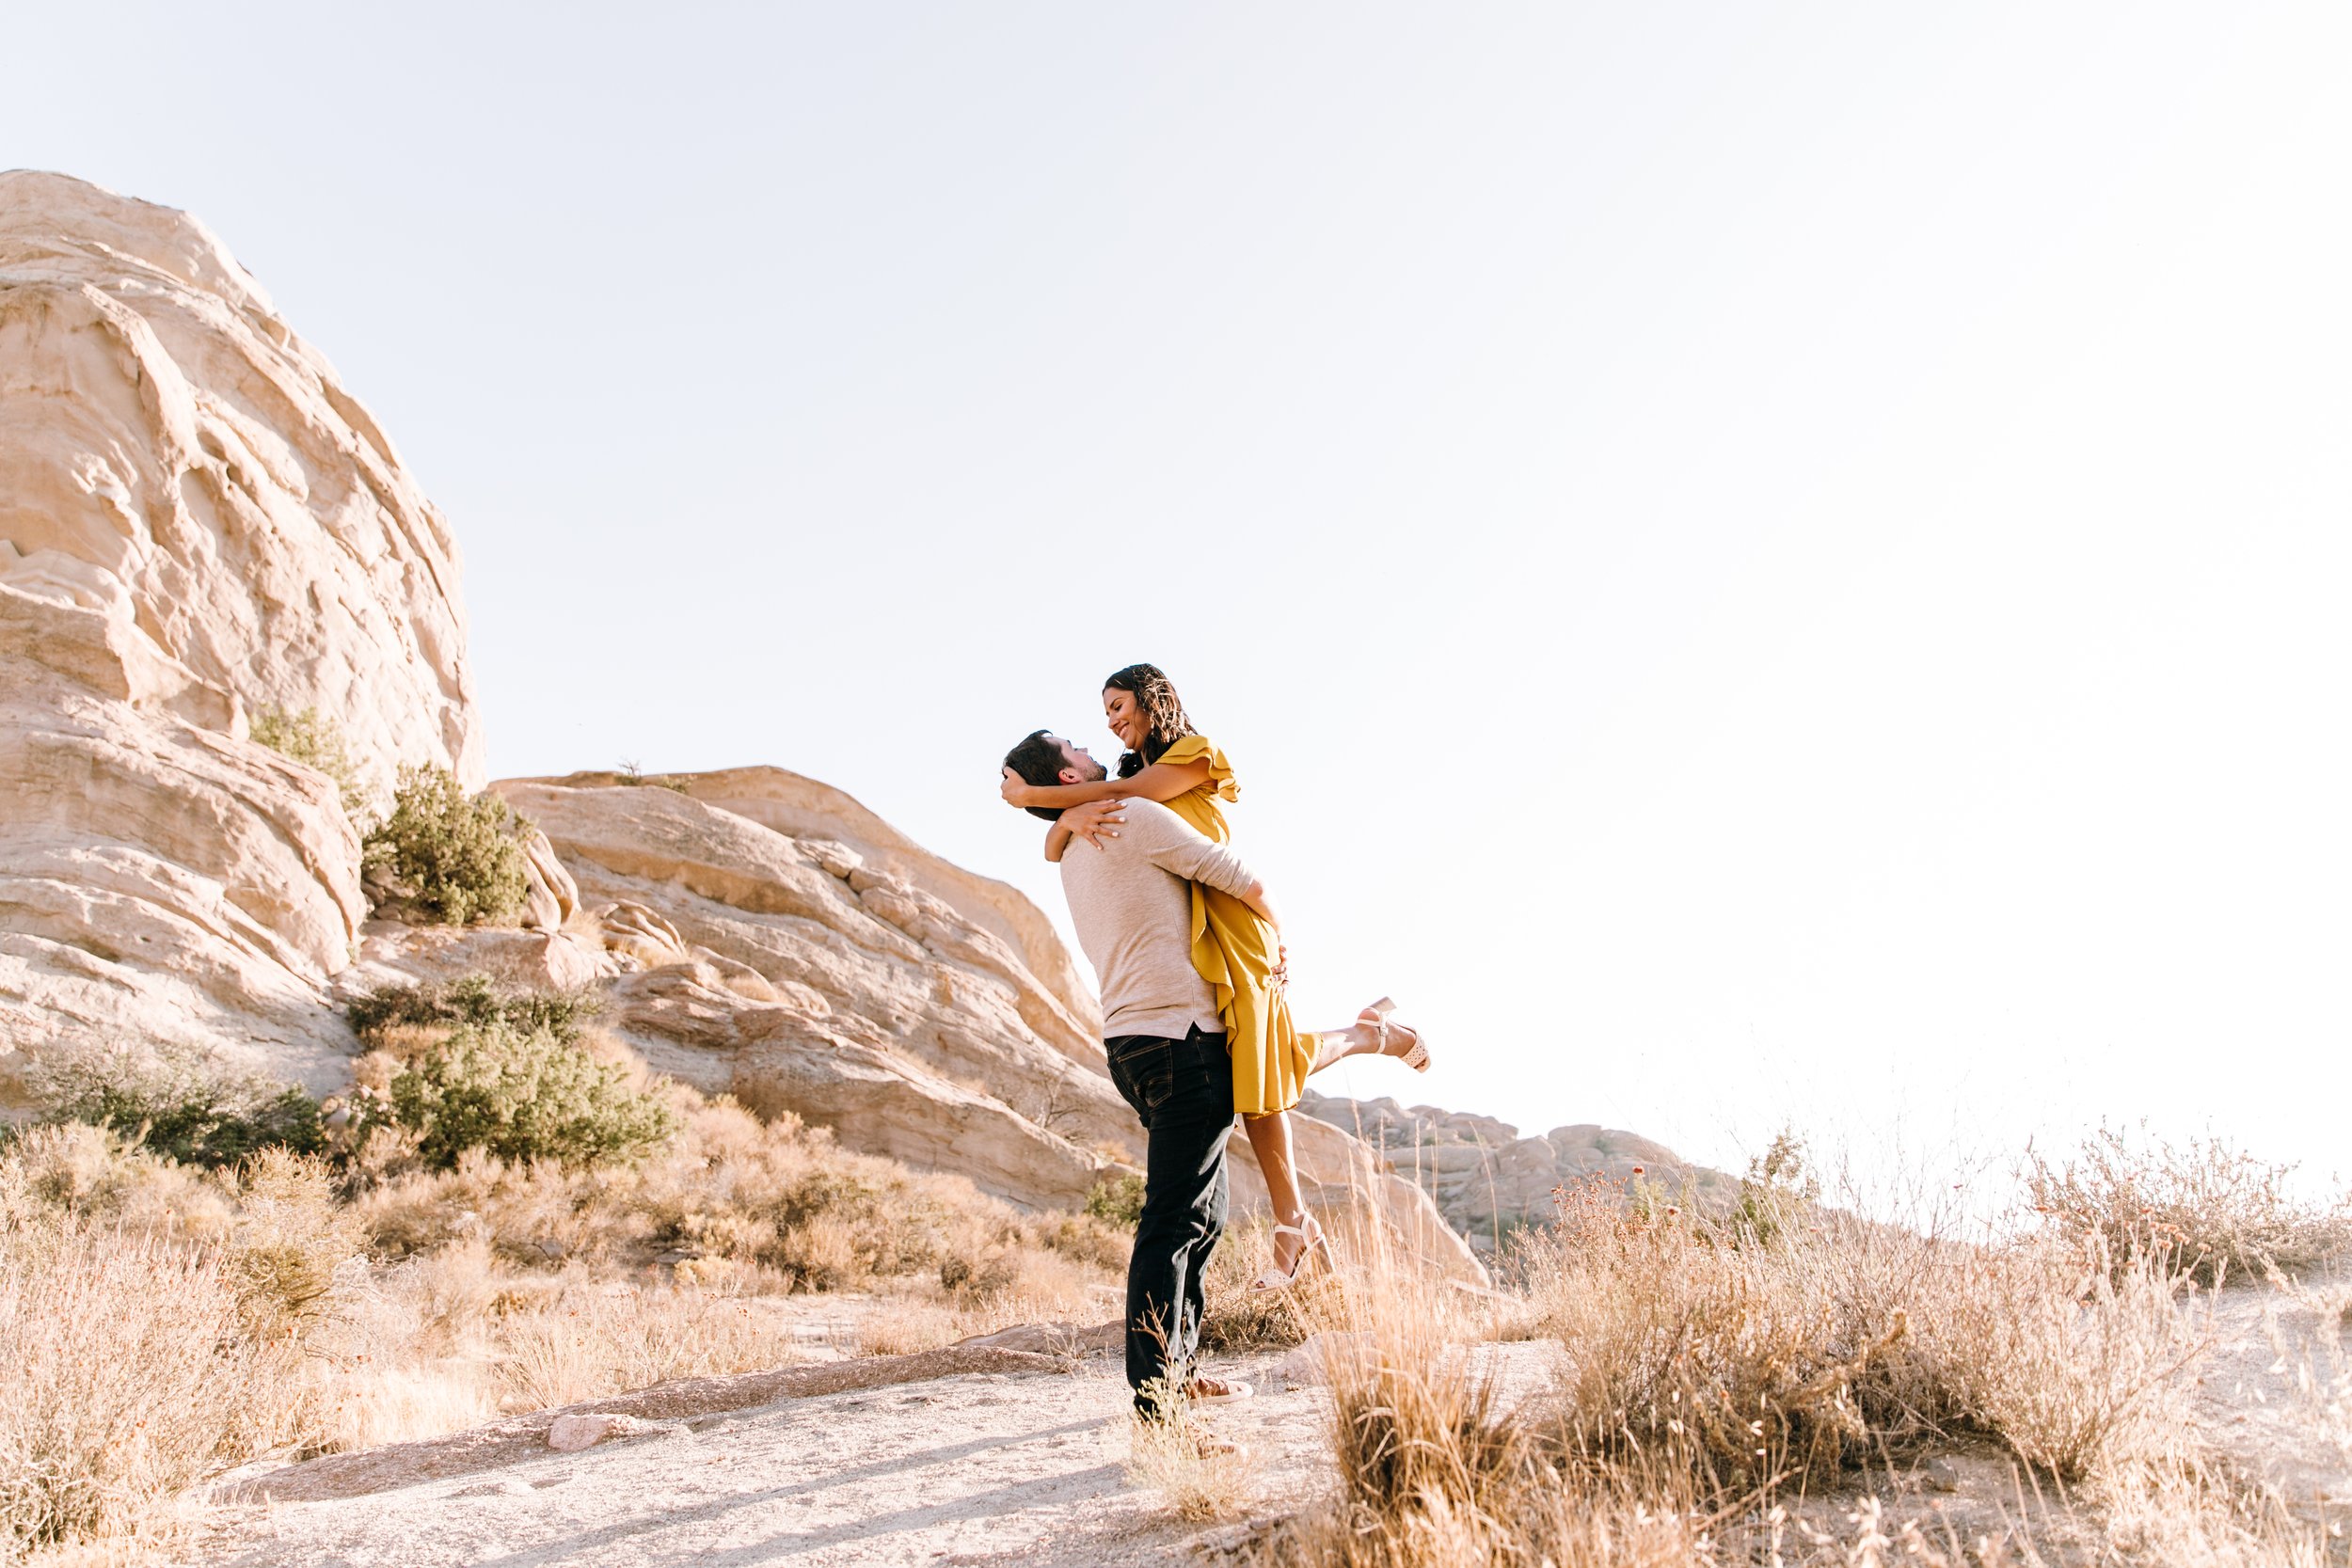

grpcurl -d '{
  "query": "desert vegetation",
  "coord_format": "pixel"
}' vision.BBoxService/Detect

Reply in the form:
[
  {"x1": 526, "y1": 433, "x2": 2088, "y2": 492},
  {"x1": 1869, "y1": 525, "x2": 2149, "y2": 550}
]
[
  {"x1": 0, "y1": 975, "x2": 1129, "y2": 1563},
  {"x1": 8, "y1": 977, "x2": 2344, "y2": 1567},
  {"x1": 249, "y1": 705, "x2": 370, "y2": 816},
  {"x1": 1216, "y1": 1136, "x2": 2349, "y2": 1568},
  {"x1": 359, "y1": 765, "x2": 532, "y2": 925}
]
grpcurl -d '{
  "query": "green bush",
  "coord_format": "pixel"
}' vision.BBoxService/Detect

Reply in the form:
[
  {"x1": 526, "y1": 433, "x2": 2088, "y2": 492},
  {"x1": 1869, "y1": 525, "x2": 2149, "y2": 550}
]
[
  {"x1": 361, "y1": 765, "x2": 532, "y2": 926},
  {"x1": 382, "y1": 1022, "x2": 675, "y2": 1169},
  {"x1": 23, "y1": 1047, "x2": 326, "y2": 1168},
  {"x1": 1085, "y1": 1171, "x2": 1147, "y2": 1229},
  {"x1": 250, "y1": 705, "x2": 368, "y2": 815},
  {"x1": 347, "y1": 975, "x2": 598, "y2": 1047}
]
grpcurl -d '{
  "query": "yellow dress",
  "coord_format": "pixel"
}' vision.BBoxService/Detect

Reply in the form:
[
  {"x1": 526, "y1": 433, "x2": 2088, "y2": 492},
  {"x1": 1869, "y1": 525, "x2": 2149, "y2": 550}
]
[{"x1": 1152, "y1": 735, "x2": 1315, "y2": 1117}]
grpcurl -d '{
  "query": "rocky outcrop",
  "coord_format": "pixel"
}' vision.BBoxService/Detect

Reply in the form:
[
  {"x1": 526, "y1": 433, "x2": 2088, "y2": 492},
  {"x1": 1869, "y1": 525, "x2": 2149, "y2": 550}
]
[
  {"x1": 0, "y1": 172, "x2": 484, "y2": 1094},
  {"x1": 0, "y1": 172, "x2": 482, "y2": 793},
  {"x1": 0, "y1": 174, "x2": 1486, "y2": 1282},
  {"x1": 1298, "y1": 1090, "x2": 1739, "y2": 1253}
]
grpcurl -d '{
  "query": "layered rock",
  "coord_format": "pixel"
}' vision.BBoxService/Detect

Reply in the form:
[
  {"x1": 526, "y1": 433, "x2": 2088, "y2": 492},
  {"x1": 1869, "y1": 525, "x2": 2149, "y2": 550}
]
[
  {"x1": 0, "y1": 172, "x2": 483, "y2": 1092},
  {"x1": 1298, "y1": 1090, "x2": 1739, "y2": 1253},
  {"x1": 0, "y1": 172, "x2": 481, "y2": 791}
]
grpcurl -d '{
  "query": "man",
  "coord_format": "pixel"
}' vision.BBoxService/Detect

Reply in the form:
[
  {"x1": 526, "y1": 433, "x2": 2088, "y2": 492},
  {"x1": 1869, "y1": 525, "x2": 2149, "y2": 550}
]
[{"x1": 1001, "y1": 727, "x2": 1275, "y2": 1420}]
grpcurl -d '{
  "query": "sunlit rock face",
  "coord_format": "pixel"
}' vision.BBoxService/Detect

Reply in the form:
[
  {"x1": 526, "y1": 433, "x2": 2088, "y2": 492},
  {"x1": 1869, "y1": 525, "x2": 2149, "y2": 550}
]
[{"x1": 0, "y1": 171, "x2": 482, "y2": 1092}]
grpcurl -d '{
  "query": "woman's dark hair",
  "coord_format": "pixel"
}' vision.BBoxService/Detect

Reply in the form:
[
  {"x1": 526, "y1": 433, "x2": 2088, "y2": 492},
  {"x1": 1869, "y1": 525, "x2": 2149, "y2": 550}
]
[{"x1": 1103, "y1": 663, "x2": 1196, "y2": 779}]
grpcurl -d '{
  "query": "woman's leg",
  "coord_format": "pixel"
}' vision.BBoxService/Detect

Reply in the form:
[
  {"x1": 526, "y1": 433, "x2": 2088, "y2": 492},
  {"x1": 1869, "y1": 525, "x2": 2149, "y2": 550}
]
[
  {"x1": 1241, "y1": 1109, "x2": 1312, "y2": 1274},
  {"x1": 1306, "y1": 1008, "x2": 1422, "y2": 1074}
]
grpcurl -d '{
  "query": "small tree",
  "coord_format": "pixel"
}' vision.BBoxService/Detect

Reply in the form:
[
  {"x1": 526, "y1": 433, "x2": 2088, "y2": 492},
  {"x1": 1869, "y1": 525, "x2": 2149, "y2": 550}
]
[
  {"x1": 250, "y1": 705, "x2": 369, "y2": 815},
  {"x1": 361, "y1": 765, "x2": 532, "y2": 926}
]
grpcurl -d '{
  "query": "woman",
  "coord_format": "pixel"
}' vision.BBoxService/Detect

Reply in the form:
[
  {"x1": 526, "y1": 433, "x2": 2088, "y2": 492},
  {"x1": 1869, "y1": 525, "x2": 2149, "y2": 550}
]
[{"x1": 1000, "y1": 662, "x2": 1429, "y2": 1290}]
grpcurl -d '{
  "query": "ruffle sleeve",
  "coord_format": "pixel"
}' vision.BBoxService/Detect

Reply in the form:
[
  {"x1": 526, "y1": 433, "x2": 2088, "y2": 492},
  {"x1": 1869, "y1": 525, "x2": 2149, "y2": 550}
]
[{"x1": 1157, "y1": 733, "x2": 1239, "y2": 803}]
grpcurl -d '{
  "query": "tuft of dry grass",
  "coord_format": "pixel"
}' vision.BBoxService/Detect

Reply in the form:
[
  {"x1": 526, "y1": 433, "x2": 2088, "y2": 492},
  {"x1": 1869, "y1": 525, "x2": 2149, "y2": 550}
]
[
  {"x1": 2027, "y1": 1126, "x2": 2352, "y2": 1287},
  {"x1": 1125, "y1": 1403, "x2": 1252, "y2": 1523}
]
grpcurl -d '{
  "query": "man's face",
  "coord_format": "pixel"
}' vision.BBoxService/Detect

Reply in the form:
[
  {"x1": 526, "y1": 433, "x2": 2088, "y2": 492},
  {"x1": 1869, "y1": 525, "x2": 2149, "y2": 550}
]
[{"x1": 1054, "y1": 736, "x2": 1109, "y2": 784}]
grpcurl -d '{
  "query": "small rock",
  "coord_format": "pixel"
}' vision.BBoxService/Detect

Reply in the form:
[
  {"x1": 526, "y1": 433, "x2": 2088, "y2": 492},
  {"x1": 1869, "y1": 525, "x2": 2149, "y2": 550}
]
[
  {"x1": 546, "y1": 1413, "x2": 664, "y2": 1451},
  {"x1": 1918, "y1": 1456, "x2": 1963, "y2": 1494}
]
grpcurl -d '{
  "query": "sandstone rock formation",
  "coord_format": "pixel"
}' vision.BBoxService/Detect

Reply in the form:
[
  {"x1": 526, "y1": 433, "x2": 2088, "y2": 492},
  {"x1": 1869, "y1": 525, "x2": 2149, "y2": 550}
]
[
  {"x1": 0, "y1": 173, "x2": 1487, "y2": 1283},
  {"x1": 1297, "y1": 1089, "x2": 1738, "y2": 1253},
  {"x1": 0, "y1": 171, "x2": 483, "y2": 793},
  {"x1": 0, "y1": 171, "x2": 482, "y2": 1092}
]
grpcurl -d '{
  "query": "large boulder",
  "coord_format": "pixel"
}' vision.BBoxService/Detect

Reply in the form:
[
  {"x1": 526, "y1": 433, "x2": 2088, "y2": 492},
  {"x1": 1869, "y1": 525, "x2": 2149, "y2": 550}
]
[{"x1": 0, "y1": 171, "x2": 484, "y2": 1095}]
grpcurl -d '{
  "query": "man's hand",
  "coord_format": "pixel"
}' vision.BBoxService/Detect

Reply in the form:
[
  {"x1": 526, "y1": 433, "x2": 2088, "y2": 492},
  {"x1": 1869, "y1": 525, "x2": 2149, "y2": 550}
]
[
  {"x1": 1060, "y1": 797, "x2": 1127, "y2": 848},
  {"x1": 1000, "y1": 768, "x2": 1035, "y2": 808}
]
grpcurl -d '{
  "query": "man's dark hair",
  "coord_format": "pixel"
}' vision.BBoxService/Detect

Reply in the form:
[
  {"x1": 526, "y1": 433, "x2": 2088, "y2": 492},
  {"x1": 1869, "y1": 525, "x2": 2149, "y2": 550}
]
[{"x1": 1002, "y1": 730, "x2": 1069, "y2": 821}]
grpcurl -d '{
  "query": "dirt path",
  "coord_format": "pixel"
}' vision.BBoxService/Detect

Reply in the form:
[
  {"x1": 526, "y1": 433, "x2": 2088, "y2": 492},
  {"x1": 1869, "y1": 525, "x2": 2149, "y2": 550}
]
[{"x1": 200, "y1": 1344, "x2": 1364, "y2": 1567}]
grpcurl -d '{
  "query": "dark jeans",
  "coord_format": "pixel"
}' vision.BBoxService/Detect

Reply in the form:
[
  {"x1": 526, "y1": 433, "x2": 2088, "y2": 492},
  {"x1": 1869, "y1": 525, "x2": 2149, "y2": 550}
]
[{"x1": 1104, "y1": 1025, "x2": 1234, "y2": 1418}]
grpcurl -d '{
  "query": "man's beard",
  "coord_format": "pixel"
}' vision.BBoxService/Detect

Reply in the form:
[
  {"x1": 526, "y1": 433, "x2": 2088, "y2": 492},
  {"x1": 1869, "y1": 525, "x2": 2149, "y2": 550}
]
[{"x1": 1083, "y1": 758, "x2": 1110, "y2": 784}]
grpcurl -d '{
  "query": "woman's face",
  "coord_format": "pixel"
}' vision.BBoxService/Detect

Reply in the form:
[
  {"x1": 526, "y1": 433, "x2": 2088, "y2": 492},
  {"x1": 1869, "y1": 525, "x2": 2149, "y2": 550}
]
[{"x1": 1104, "y1": 686, "x2": 1146, "y2": 752}]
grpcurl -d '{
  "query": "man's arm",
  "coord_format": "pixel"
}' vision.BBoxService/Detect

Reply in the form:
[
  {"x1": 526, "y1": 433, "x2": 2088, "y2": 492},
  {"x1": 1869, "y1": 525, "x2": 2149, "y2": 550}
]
[{"x1": 1132, "y1": 808, "x2": 1281, "y2": 933}]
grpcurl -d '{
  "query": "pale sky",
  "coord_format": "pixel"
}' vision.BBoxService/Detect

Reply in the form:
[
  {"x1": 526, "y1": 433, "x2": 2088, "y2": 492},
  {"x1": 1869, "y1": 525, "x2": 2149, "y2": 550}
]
[{"x1": 10, "y1": 3, "x2": 2347, "y2": 1200}]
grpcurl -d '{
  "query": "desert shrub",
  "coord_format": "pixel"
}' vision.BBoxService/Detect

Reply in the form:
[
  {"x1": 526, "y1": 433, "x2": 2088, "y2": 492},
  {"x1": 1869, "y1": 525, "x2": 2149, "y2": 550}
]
[
  {"x1": 23, "y1": 1045, "x2": 326, "y2": 1168},
  {"x1": 251, "y1": 704, "x2": 368, "y2": 815},
  {"x1": 360, "y1": 765, "x2": 531, "y2": 926},
  {"x1": 0, "y1": 1198, "x2": 300, "y2": 1558},
  {"x1": 1729, "y1": 1127, "x2": 1819, "y2": 1247},
  {"x1": 2027, "y1": 1125, "x2": 2352, "y2": 1284},
  {"x1": 1085, "y1": 1171, "x2": 1146, "y2": 1229},
  {"x1": 222, "y1": 1148, "x2": 367, "y2": 1334},
  {"x1": 382, "y1": 1022, "x2": 675, "y2": 1169},
  {"x1": 346, "y1": 974, "x2": 598, "y2": 1047},
  {"x1": 1246, "y1": 1176, "x2": 2288, "y2": 1568},
  {"x1": 1518, "y1": 1172, "x2": 2215, "y2": 1493},
  {"x1": 1038, "y1": 1211, "x2": 1131, "y2": 1273}
]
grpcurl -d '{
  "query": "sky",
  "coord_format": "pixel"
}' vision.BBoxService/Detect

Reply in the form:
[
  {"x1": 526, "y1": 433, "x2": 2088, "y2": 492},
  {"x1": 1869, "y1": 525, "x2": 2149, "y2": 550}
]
[{"x1": 9, "y1": 3, "x2": 2346, "y2": 1205}]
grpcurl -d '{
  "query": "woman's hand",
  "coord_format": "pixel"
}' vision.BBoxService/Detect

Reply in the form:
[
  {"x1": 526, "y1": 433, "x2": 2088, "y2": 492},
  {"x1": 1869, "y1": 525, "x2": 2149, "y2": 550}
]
[
  {"x1": 1060, "y1": 798, "x2": 1127, "y2": 848},
  {"x1": 999, "y1": 768, "x2": 1036, "y2": 808}
]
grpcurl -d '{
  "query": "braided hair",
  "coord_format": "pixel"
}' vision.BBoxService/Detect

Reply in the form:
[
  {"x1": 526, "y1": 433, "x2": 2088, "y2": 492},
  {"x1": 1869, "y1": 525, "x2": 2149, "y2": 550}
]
[{"x1": 1103, "y1": 663, "x2": 1197, "y2": 780}]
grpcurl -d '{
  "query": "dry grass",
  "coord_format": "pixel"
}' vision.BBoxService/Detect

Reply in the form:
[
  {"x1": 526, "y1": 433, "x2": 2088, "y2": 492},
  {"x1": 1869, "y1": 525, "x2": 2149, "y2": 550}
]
[
  {"x1": 0, "y1": 1157, "x2": 303, "y2": 1560},
  {"x1": 0, "y1": 1082, "x2": 1129, "y2": 1564},
  {"x1": 1243, "y1": 1163, "x2": 2337, "y2": 1568},
  {"x1": 2027, "y1": 1126, "x2": 2352, "y2": 1287},
  {"x1": 351, "y1": 1092, "x2": 1126, "y2": 1293},
  {"x1": 1125, "y1": 1403, "x2": 1253, "y2": 1523}
]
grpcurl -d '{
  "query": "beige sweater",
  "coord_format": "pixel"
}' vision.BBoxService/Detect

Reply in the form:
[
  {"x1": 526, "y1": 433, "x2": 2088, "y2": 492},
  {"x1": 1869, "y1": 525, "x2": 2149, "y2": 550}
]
[{"x1": 1056, "y1": 800, "x2": 1260, "y2": 1040}]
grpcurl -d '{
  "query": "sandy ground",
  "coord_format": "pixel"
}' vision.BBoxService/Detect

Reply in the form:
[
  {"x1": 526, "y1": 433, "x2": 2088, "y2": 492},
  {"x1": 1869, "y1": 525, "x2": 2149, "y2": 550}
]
[
  {"x1": 196, "y1": 1277, "x2": 2347, "y2": 1568},
  {"x1": 200, "y1": 1342, "x2": 1397, "y2": 1568}
]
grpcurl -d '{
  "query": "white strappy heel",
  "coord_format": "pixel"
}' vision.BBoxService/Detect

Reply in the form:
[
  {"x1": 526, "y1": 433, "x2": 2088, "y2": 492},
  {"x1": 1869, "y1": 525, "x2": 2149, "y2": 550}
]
[
  {"x1": 1363, "y1": 996, "x2": 1431, "y2": 1072},
  {"x1": 1249, "y1": 1212, "x2": 1327, "y2": 1292}
]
